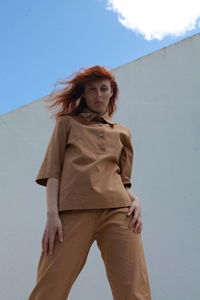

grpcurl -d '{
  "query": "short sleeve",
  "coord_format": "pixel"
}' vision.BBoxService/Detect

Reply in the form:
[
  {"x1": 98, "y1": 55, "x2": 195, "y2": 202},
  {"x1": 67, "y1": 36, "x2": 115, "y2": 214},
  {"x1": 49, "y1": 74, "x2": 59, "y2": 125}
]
[
  {"x1": 118, "y1": 128, "x2": 134, "y2": 188},
  {"x1": 35, "y1": 116, "x2": 68, "y2": 186}
]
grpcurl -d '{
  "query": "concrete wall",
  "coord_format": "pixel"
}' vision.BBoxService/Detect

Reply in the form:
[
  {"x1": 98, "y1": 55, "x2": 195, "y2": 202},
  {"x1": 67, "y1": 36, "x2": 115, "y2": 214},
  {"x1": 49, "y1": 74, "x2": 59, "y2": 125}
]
[{"x1": 0, "y1": 32, "x2": 200, "y2": 300}]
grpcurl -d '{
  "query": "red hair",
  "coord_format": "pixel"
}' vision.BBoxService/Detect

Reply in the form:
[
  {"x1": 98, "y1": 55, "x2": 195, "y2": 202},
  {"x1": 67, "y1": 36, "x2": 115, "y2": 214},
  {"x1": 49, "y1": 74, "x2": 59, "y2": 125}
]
[{"x1": 43, "y1": 65, "x2": 119, "y2": 120}]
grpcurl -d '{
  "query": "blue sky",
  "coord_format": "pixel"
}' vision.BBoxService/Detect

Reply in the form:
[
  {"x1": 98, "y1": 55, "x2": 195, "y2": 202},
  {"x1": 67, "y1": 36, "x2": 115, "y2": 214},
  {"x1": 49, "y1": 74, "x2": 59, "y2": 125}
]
[{"x1": 1, "y1": 0, "x2": 200, "y2": 115}]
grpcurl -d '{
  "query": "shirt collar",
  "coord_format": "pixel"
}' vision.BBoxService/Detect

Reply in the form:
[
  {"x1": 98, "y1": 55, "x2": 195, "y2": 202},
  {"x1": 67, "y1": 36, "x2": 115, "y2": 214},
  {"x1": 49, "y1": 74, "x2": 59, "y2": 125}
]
[{"x1": 79, "y1": 107, "x2": 117, "y2": 125}]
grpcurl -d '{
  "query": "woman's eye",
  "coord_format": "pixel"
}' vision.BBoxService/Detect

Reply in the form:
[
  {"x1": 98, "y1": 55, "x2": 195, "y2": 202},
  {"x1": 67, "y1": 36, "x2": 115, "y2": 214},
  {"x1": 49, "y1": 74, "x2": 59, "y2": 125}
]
[{"x1": 89, "y1": 87, "x2": 108, "y2": 92}]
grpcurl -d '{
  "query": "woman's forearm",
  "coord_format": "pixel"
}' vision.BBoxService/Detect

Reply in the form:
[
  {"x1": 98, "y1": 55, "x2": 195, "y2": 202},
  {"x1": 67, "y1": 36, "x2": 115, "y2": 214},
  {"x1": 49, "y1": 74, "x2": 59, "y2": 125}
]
[{"x1": 46, "y1": 178, "x2": 60, "y2": 216}]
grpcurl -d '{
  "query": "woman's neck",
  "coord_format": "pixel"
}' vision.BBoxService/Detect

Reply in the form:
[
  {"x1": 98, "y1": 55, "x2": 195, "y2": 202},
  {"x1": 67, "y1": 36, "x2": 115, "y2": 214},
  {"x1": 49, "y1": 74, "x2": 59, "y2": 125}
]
[{"x1": 84, "y1": 105, "x2": 107, "y2": 116}]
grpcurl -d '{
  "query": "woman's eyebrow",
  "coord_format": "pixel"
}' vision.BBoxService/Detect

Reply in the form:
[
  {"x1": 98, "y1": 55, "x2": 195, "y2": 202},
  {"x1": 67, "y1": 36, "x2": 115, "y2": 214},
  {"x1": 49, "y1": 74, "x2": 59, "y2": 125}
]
[
  {"x1": 90, "y1": 83, "x2": 108, "y2": 87},
  {"x1": 88, "y1": 84, "x2": 109, "y2": 87}
]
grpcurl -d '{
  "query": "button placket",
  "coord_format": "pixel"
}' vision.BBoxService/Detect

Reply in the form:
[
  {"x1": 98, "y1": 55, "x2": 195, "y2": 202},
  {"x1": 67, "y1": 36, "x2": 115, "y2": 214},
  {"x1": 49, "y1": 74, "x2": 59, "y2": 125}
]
[
  {"x1": 98, "y1": 131, "x2": 104, "y2": 138},
  {"x1": 98, "y1": 144, "x2": 105, "y2": 151},
  {"x1": 97, "y1": 127, "x2": 105, "y2": 151},
  {"x1": 93, "y1": 120, "x2": 106, "y2": 152}
]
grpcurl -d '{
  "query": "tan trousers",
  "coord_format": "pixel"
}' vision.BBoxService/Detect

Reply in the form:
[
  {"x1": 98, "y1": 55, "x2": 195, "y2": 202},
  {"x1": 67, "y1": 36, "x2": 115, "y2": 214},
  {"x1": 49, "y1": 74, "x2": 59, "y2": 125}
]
[{"x1": 28, "y1": 207, "x2": 152, "y2": 300}]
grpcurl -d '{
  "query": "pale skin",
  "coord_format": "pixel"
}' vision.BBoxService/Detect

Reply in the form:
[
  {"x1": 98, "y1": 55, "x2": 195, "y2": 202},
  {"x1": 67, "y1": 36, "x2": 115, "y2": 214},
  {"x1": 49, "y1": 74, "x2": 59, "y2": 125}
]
[{"x1": 42, "y1": 79, "x2": 143, "y2": 256}]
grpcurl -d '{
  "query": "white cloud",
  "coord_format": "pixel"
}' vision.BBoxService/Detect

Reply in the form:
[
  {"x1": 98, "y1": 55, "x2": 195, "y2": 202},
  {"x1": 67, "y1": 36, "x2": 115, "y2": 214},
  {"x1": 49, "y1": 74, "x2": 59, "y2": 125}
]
[{"x1": 105, "y1": 0, "x2": 200, "y2": 40}]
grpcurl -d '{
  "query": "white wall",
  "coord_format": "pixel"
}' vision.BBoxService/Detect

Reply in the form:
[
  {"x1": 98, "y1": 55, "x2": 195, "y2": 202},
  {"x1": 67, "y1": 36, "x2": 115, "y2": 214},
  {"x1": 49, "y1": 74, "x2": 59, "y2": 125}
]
[{"x1": 0, "y1": 32, "x2": 200, "y2": 300}]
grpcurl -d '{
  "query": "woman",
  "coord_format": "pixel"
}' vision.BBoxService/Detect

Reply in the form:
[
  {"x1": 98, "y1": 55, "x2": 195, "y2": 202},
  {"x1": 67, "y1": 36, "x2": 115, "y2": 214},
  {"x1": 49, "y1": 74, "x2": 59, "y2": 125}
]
[{"x1": 28, "y1": 65, "x2": 152, "y2": 300}]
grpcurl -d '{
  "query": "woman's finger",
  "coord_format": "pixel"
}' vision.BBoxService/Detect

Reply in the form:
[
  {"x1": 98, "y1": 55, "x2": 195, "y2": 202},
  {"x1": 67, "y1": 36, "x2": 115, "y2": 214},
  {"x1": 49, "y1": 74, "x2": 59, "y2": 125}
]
[
  {"x1": 136, "y1": 219, "x2": 143, "y2": 233},
  {"x1": 43, "y1": 232, "x2": 49, "y2": 255},
  {"x1": 134, "y1": 219, "x2": 142, "y2": 233},
  {"x1": 43, "y1": 235, "x2": 49, "y2": 255},
  {"x1": 58, "y1": 225, "x2": 64, "y2": 243},
  {"x1": 133, "y1": 217, "x2": 143, "y2": 233},
  {"x1": 138, "y1": 222, "x2": 143, "y2": 233},
  {"x1": 129, "y1": 211, "x2": 140, "y2": 227},
  {"x1": 49, "y1": 233, "x2": 56, "y2": 255},
  {"x1": 41, "y1": 229, "x2": 46, "y2": 251},
  {"x1": 127, "y1": 204, "x2": 135, "y2": 215}
]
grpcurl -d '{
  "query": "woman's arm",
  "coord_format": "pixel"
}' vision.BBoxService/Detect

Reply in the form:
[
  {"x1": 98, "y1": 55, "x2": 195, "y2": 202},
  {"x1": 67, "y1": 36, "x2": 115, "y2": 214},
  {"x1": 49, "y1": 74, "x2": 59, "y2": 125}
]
[
  {"x1": 42, "y1": 177, "x2": 63, "y2": 256},
  {"x1": 35, "y1": 117, "x2": 69, "y2": 256},
  {"x1": 119, "y1": 128, "x2": 142, "y2": 234},
  {"x1": 46, "y1": 178, "x2": 60, "y2": 216}
]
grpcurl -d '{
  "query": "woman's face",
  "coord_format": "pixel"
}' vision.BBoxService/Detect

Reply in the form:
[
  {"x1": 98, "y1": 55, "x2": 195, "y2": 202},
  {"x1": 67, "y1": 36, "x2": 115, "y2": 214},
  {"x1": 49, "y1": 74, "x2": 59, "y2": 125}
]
[{"x1": 82, "y1": 79, "x2": 113, "y2": 114}]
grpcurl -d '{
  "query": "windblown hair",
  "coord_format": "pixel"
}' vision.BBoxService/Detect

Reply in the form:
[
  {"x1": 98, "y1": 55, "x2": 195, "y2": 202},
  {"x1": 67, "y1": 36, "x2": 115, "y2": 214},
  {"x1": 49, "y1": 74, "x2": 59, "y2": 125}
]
[{"x1": 43, "y1": 65, "x2": 119, "y2": 120}]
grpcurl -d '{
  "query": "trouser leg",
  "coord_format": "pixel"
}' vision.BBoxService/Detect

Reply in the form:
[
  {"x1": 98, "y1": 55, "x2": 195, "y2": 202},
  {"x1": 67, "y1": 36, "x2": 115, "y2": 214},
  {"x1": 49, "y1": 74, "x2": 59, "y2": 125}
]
[
  {"x1": 28, "y1": 210, "x2": 95, "y2": 300},
  {"x1": 95, "y1": 207, "x2": 152, "y2": 300}
]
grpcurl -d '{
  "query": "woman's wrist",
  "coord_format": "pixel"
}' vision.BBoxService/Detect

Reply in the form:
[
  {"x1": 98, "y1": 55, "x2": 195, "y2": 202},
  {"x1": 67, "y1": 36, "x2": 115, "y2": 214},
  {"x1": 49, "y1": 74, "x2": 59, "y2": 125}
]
[{"x1": 47, "y1": 210, "x2": 59, "y2": 217}]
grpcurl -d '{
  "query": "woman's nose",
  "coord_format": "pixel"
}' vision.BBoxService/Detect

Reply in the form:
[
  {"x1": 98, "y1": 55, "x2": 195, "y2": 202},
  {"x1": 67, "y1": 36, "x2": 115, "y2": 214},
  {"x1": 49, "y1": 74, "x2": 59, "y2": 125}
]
[{"x1": 97, "y1": 89, "x2": 102, "y2": 96}]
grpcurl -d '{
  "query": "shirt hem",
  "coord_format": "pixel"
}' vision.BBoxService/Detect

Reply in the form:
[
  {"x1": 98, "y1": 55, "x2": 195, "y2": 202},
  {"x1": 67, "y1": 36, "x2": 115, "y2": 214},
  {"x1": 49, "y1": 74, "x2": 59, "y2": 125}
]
[{"x1": 58, "y1": 201, "x2": 132, "y2": 212}]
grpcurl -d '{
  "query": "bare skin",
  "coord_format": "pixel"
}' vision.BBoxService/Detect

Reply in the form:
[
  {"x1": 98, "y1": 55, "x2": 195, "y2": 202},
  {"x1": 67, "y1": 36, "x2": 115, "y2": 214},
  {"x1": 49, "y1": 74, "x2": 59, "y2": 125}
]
[
  {"x1": 41, "y1": 79, "x2": 143, "y2": 256},
  {"x1": 82, "y1": 79, "x2": 113, "y2": 116},
  {"x1": 42, "y1": 178, "x2": 63, "y2": 256},
  {"x1": 125, "y1": 188, "x2": 143, "y2": 234}
]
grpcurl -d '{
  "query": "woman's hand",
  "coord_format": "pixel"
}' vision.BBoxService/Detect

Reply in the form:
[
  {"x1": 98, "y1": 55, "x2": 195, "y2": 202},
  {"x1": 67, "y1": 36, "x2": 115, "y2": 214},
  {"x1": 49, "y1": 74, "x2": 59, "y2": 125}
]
[
  {"x1": 42, "y1": 212, "x2": 64, "y2": 256},
  {"x1": 125, "y1": 189, "x2": 143, "y2": 234}
]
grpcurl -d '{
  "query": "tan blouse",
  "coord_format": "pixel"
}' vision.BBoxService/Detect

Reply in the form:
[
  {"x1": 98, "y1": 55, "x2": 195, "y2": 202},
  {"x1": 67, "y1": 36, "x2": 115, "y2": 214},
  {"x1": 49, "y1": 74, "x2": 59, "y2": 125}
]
[{"x1": 35, "y1": 108, "x2": 134, "y2": 211}]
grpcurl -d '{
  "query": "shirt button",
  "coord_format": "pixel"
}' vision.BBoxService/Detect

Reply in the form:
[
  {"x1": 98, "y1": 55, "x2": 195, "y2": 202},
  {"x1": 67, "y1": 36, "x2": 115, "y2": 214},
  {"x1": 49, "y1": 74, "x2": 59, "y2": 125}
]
[
  {"x1": 98, "y1": 144, "x2": 105, "y2": 151},
  {"x1": 99, "y1": 131, "x2": 104, "y2": 137}
]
